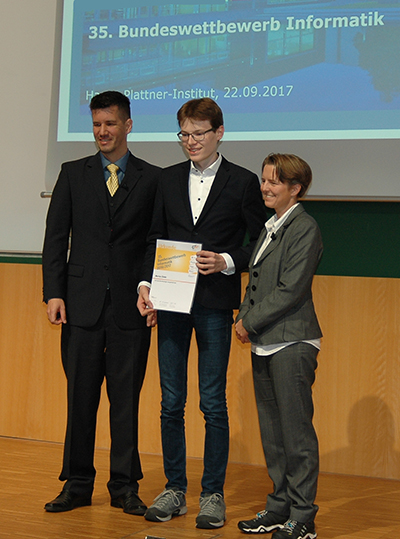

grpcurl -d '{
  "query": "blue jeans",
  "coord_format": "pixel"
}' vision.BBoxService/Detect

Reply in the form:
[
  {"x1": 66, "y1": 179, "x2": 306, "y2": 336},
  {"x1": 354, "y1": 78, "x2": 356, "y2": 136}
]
[{"x1": 157, "y1": 302, "x2": 233, "y2": 496}]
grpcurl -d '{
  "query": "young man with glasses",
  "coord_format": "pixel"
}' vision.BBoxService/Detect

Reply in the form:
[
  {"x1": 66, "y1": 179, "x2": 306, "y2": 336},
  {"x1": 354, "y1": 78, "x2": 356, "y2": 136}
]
[{"x1": 137, "y1": 98, "x2": 265, "y2": 529}]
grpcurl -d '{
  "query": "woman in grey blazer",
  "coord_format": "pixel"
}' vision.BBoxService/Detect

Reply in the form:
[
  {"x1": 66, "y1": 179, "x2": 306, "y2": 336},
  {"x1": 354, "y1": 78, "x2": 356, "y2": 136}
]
[{"x1": 235, "y1": 154, "x2": 323, "y2": 539}]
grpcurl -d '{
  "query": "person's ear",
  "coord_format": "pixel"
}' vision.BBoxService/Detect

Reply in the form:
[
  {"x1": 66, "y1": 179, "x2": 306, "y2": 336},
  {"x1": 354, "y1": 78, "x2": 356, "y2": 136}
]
[
  {"x1": 126, "y1": 118, "x2": 133, "y2": 134},
  {"x1": 292, "y1": 183, "x2": 301, "y2": 197}
]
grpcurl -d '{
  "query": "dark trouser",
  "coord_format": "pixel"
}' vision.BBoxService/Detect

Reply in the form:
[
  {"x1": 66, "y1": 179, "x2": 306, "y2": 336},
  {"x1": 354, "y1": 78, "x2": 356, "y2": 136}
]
[
  {"x1": 59, "y1": 294, "x2": 150, "y2": 498},
  {"x1": 252, "y1": 343, "x2": 319, "y2": 522},
  {"x1": 157, "y1": 303, "x2": 233, "y2": 495}
]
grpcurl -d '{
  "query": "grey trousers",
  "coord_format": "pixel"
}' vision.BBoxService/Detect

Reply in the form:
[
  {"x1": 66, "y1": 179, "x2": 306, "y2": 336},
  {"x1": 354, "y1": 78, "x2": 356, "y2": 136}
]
[{"x1": 251, "y1": 343, "x2": 319, "y2": 522}]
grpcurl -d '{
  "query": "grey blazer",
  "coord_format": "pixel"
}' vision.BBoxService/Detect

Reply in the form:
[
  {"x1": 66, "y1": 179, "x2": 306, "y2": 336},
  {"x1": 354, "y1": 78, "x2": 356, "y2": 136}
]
[{"x1": 237, "y1": 204, "x2": 323, "y2": 345}]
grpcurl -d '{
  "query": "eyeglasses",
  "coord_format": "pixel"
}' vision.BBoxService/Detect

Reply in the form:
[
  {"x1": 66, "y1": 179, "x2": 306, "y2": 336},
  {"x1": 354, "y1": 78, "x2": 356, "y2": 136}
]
[{"x1": 177, "y1": 128, "x2": 215, "y2": 142}]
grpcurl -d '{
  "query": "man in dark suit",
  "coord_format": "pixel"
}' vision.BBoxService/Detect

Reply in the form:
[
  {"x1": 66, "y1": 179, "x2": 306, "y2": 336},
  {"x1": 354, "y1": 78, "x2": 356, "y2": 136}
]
[
  {"x1": 137, "y1": 98, "x2": 266, "y2": 529},
  {"x1": 42, "y1": 91, "x2": 160, "y2": 515}
]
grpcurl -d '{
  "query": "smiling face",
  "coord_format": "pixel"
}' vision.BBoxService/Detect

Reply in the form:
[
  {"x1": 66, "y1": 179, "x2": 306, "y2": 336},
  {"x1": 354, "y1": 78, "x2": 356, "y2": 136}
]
[
  {"x1": 92, "y1": 105, "x2": 132, "y2": 162},
  {"x1": 261, "y1": 164, "x2": 301, "y2": 218},
  {"x1": 179, "y1": 118, "x2": 224, "y2": 172}
]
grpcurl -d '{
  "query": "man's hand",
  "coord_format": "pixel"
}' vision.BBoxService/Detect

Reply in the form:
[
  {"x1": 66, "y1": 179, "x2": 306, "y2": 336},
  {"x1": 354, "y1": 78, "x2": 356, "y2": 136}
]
[
  {"x1": 137, "y1": 285, "x2": 157, "y2": 327},
  {"x1": 196, "y1": 250, "x2": 227, "y2": 275},
  {"x1": 47, "y1": 298, "x2": 67, "y2": 325},
  {"x1": 235, "y1": 319, "x2": 250, "y2": 344}
]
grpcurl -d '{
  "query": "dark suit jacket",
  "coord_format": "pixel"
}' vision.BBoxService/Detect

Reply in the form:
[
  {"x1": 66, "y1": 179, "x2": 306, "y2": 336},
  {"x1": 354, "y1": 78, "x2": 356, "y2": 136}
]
[
  {"x1": 42, "y1": 151, "x2": 160, "y2": 329},
  {"x1": 142, "y1": 156, "x2": 266, "y2": 310},
  {"x1": 237, "y1": 204, "x2": 323, "y2": 344}
]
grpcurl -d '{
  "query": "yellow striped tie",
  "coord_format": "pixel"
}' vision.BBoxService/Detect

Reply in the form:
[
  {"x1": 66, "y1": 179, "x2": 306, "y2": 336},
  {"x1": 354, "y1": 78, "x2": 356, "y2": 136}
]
[{"x1": 106, "y1": 164, "x2": 119, "y2": 196}]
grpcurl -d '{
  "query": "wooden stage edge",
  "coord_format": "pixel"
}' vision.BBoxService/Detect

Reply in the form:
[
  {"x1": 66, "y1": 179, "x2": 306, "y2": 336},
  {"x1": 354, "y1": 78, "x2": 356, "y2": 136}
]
[{"x1": 1, "y1": 436, "x2": 400, "y2": 538}]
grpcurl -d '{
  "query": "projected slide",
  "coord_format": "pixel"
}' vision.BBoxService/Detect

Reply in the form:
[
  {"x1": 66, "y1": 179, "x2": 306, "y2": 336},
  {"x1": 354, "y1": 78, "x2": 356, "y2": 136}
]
[{"x1": 58, "y1": 0, "x2": 400, "y2": 141}]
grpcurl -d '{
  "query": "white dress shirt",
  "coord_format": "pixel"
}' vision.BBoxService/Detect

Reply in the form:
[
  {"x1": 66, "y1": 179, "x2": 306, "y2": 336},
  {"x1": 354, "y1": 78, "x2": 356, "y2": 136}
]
[{"x1": 188, "y1": 154, "x2": 235, "y2": 275}]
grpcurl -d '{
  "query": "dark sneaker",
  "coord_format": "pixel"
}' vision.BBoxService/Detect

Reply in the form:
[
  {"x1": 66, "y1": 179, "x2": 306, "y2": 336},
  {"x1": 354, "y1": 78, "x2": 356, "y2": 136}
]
[
  {"x1": 196, "y1": 493, "x2": 226, "y2": 529},
  {"x1": 144, "y1": 488, "x2": 187, "y2": 522},
  {"x1": 238, "y1": 510, "x2": 287, "y2": 534},
  {"x1": 272, "y1": 519, "x2": 317, "y2": 539}
]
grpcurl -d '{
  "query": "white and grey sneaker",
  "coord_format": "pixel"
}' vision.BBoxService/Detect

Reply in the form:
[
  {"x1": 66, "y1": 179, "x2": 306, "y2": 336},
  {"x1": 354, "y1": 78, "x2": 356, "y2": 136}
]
[
  {"x1": 196, "y1": 492, "x2": 226, "y2": 529},
  {"x1": 272, "y1": 519, "x2": 317, "y2": 539},
  {"x1": 144, "y1": 488, "x2": 187, "y2": 522}
]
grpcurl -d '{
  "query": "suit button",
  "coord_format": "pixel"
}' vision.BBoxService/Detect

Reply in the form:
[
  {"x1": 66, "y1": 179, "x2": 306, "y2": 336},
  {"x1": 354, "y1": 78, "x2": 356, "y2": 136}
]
[
  {"x1": 109, "y1": 243, "x2": 113, "y2": 248},
  {"x1": 104, "y1": 265, "x2": 109, "y2": 270},
  {"x1": 252, "y1": 285, "x2": 256, "y2": 291},
  {"x1": 250, "y1": 299, "x2": 254, "y2": 305},
  {"x1": 253, "y1": 271, "x2": 258, "y2": 277}
]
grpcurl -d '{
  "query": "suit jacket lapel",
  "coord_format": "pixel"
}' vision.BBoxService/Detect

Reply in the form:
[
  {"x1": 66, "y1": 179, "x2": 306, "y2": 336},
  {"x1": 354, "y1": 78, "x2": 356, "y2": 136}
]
[
  {"x1": 86, "y1": 153, "x2": 109, "y2": 217},
  {"x1": 250, "y1": 228, "x2": 267, "y2": 267},
  {"x1": 253, "y1": 204, "x2": 305, "y2": 266},
  {"x1": 111, "y1": 153, "x2": 142, "y2": 213},
  {"x1": 254, "y1": 226, "x2": 282, "y2": 266},
  {"x1": 178, "y1": 161, "x2": 196, "y2": 226}
]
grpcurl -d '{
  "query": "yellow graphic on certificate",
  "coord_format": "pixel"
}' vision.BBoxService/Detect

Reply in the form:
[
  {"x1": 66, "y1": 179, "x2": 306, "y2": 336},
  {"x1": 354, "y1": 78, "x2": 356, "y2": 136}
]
[
  {"x1": 150, "y1": 239, "x2": 202, "y2": 314},
  {"x1": 154, "y1": 245, "x2": 199, "y2": 274}
]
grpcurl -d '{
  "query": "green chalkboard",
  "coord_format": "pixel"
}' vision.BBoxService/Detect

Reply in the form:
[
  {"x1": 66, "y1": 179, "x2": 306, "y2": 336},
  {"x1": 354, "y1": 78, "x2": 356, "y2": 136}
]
[
  {"x1": 302, "y1": 201, "x2": 400, "y2": 278},
  {"x1": 1, "y1": 202, "x2": 399, "y2": 278}
]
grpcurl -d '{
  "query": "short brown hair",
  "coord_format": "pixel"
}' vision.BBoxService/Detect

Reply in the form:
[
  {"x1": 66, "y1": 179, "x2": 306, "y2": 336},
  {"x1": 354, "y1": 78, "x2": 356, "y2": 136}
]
[
  {"x1": 262, "y1": 153, "x2": 312, "y2": 198},
  {"x1": 177, "y1": 98, "x2": 223, "y2": 131}
]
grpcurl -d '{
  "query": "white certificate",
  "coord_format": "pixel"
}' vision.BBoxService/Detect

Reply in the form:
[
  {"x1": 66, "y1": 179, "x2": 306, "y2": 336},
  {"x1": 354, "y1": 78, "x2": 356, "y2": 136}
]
[{"x1": 150, "y1": 239, "x2": 202, "y2": 314}]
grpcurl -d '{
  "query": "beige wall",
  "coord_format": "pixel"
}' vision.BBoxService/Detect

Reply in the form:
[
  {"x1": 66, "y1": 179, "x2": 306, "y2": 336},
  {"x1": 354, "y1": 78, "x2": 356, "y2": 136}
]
[
  {"x1": 1, "y1": 263, "x2": 400, "y2": 480},
  {"x1": 0, "y1": 2, "x2": 57, "y2": 252}
]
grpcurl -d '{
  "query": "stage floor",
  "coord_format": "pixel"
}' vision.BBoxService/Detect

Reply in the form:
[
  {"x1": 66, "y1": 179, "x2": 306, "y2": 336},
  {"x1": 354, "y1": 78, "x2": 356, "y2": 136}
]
[{"x1": 1, "y1": 436, "x2": 399, "y2": 538}]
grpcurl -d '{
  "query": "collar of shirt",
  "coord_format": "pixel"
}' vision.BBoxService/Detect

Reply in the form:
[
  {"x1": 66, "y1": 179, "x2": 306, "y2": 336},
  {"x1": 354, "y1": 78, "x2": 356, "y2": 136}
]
[
  {"x1": 101, "y1": 151, "x2": 129, "y2": 184},
  {"x1": 189, "y1": 154, "x2": 222, "y2": 224},
  {"x1": 265, "y1": 202, "x2": 300, "y2": 236},
  {"x1": 189, "y1": 152, "x2": 222, "y2": 178},
  {"x1": 254, "y1": 203, "x2": 300, "y2": 265}
]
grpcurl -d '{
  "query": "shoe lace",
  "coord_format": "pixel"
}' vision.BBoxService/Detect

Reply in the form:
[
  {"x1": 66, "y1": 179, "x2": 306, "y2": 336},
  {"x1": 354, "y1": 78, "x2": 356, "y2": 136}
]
[
  {"x1": 283, "y1": 520, "x2": 298, "y2": 534},
  {"x1": 255, "y1": 509, "x2": 269, "y2": 520},
  {"x1": 199, "y1": 493, "x2": 223, "y2": 515},
  {"x1": 154, "y1": 489, "x2": 182, "y2": 509}
]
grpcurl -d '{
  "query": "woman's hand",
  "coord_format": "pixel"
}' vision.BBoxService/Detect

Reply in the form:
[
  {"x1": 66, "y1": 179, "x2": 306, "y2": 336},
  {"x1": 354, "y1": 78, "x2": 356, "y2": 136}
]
[{"x1": 235, "y1": 319, "x2": 250, "y2": 344}]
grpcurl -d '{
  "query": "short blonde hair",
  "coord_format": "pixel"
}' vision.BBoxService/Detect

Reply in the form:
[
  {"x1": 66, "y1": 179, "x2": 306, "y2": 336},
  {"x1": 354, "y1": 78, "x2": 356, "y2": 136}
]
[{"x1": 262, "y1": 153, "x2": 312, "y2": 198}]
